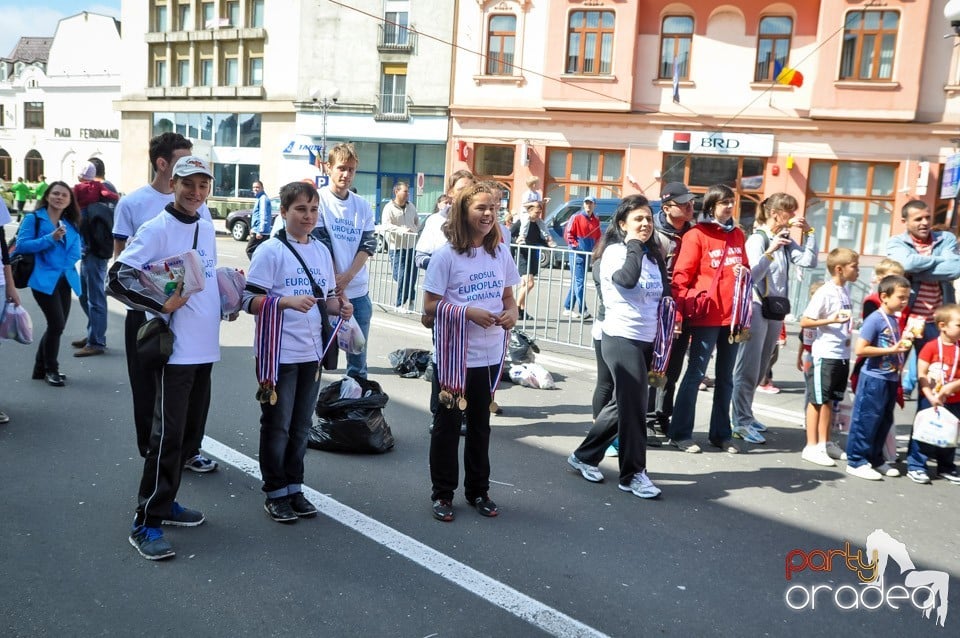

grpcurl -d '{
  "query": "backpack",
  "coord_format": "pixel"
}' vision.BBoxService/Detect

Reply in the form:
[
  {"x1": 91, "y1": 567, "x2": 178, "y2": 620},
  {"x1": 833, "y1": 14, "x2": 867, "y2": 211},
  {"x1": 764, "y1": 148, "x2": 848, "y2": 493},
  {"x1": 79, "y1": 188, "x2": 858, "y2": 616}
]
[{"x1": 81, "y1": 199, "x2": 116, "y2": 259}]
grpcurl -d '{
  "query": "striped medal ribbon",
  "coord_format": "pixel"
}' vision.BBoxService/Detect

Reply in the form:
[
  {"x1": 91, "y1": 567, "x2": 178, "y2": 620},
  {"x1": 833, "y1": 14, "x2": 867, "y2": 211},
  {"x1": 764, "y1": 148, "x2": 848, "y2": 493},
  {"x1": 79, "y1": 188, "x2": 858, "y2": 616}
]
[
  {"x1": 488, "y1": 329, "x2": 510, "y2": 413},
  {"x1": 254, "y1": 296, "x2": 283, "y2": 405},
  {"x1": 730, "y1": 267, "x2": 753, "y2": 343},
  {"x1": 649, "y1": 296, "x2": 677, "y2": 387},
  {"x1": 435, "y1": 300, "x2": 468, "y2": 410}
]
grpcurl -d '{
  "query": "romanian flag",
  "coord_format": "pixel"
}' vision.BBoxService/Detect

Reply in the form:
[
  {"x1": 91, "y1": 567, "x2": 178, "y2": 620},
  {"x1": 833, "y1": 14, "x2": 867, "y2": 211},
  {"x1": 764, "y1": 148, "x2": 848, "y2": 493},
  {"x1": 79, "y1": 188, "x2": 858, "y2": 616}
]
[{"x1": 774, "y1": 60, "x2": 803, "y2": 88}]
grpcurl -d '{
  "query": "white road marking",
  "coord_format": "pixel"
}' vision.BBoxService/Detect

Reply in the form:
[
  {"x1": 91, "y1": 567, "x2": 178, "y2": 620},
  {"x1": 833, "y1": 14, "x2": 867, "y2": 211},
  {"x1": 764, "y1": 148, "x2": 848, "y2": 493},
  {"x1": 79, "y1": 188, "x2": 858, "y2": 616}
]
[{"x1": 201, "y1": 437, "x2": 610, "y2": 638}]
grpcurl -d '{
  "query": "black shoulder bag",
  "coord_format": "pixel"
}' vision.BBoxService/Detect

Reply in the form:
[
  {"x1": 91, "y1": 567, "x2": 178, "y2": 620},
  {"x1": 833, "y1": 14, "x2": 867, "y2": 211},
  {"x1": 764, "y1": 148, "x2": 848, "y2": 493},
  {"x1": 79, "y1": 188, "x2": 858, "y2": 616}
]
[
  {"x1": 135, "y1": 223, "x2": 199, "y2": 369},
  {"x1": 277, "y1": 230, "x2": 339, "y2": 370},
  {"x1": 10, "y1": 214, "x2": 41, "y2": 289},
  {"x1": 755, "y1": 230, "x2": 791, "y2": 321}
]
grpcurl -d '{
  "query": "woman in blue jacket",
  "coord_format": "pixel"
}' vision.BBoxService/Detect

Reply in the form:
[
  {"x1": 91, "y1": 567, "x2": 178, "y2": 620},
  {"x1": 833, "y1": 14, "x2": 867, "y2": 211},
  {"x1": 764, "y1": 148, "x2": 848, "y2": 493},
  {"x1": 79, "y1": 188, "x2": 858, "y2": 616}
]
[{"x1": 15, "y1": 181, "x2": 82, "y2": 386}]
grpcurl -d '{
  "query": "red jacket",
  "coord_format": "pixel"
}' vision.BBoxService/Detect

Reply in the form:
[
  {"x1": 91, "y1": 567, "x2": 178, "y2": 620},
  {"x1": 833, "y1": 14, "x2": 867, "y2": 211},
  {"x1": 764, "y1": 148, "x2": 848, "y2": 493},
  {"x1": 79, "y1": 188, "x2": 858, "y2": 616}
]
[
  {"x1": 564, "y1": 211, "x2": 601, "y2": 252},
  {"x1": 671, "y1": 222, "x2": 748, "y2": 327},
  {"x1": 73, "y1": 180, "x2": 118, "y2": 209}
]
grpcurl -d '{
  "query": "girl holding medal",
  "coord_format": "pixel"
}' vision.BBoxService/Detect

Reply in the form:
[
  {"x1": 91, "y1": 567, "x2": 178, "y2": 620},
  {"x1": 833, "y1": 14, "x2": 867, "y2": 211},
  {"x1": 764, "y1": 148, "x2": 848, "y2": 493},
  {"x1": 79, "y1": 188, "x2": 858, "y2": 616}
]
[
  {"x1": 567, "y1": 195, "x2": 668, "y2": 498},
  {"x1": 243, "y1": 181, "x2": 352, "y2": 523},
  {"x1": 423, "y1": 182, "x2": 520, "y2": 522}
]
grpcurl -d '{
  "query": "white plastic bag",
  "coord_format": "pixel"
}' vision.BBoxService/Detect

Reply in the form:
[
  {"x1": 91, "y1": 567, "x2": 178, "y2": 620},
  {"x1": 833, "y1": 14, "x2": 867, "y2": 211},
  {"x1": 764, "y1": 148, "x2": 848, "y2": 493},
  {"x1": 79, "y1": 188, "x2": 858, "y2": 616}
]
[
  {"x1": 912, "y1": 406, "x2": 960, "y2": 448},
  {"x1": 138, "y1": 250, "x2": 206, "y2": 303},
  {"x1": 526, "y1": 362, "x2": 556, "y2": 390},
  {"x1": 216, "y1": 267, "x2": 246, "y2": 317},
  {"x1": 336, "y1": 316, "x2": 366, "y2": 355},
  {"x1": 338, "y1": 375, "x2": 363, "y2": 400},
  {"x1": 0, "y1": 303, "x2": 33, "y2": 344}
]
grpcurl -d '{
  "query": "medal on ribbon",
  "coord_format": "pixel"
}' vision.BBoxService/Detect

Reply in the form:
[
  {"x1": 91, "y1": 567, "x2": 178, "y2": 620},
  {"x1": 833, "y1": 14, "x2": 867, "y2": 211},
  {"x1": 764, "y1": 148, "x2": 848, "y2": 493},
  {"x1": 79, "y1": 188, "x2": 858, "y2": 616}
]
[
  {"x1": 730, "y1": 266, "x2": 753, "y2": 343},
  {"x1": 488, "y1": 329, "x2": 510, "y2": 412},
  {"x1": 254, "y1": 295, "x2": 283, "y2": 404},
  {"x1": 649, "y1": 296, "x2": 677, "y2": 387},
  {"x1": 435, "y1": 300, "x2": 468, "y2": 410}
]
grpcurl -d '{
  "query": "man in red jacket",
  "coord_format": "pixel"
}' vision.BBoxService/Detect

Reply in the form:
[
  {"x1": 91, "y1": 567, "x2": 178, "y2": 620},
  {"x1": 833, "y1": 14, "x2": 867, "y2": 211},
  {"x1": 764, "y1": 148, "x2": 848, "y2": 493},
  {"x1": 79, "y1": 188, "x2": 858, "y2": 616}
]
[{"x1": 563, "y1": 196, "x2": 601, "y2": 319}]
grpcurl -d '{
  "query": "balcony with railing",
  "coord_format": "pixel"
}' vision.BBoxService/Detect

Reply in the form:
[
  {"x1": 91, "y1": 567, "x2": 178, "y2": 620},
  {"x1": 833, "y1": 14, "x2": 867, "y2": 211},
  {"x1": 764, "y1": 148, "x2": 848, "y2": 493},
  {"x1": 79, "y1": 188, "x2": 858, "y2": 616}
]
[
  {"x1": 374, "y1": 94, "x2": 409, "y2": 121},
  {"x1": 378, "y1": 24, "x2": 415, "y2": 53}
]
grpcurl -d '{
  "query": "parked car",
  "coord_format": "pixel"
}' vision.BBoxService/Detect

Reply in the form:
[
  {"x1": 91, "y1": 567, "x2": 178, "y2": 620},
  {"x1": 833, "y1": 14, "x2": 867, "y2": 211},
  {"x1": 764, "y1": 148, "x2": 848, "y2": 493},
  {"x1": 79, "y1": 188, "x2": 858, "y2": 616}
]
[
  {"x1": 539, "y1": 197, "x2": 664, "y2": 267},
  {"x1": 225, "y1": 197, "x2": 281, "y2": 241}
]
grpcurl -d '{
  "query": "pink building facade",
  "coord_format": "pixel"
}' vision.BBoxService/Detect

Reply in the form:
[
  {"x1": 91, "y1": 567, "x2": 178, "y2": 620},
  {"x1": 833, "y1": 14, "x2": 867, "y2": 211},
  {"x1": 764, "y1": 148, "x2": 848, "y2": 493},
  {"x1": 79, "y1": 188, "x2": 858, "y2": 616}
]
[{"x1": 451, "y1": 0, "x2": 960, "y2": 262}]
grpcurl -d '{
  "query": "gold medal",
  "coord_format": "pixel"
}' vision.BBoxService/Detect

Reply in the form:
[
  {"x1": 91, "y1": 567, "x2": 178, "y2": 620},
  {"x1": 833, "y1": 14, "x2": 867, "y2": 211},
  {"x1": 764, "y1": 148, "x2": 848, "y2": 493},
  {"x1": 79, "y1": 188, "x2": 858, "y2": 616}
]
[
  {"x1": 458, "y1": 396, "x2": 468, "y2": 411},
  {"x1": 255, "y1": 387, "x2": 265, "y2": 403},
  {"x1": 439, "y1": 390, "x2": 453, "y2": 407},
  {"x1": 728, "y1": 334, "x2": 735, "y2": 344},
  {"x1": 489, "y1": 400, "x2": 499, "y2": 414},
  {"x1": 270, "y1": 390, "x2": 278, "y2": 405}
]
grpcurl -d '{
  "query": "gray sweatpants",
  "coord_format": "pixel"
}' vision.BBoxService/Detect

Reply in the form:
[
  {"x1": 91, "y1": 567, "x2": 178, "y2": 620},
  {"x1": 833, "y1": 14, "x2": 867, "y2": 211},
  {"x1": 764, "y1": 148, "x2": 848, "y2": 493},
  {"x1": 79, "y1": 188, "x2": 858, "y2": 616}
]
[{"x1": 731, "y1": 301, "x2": 783, "y2": 428}]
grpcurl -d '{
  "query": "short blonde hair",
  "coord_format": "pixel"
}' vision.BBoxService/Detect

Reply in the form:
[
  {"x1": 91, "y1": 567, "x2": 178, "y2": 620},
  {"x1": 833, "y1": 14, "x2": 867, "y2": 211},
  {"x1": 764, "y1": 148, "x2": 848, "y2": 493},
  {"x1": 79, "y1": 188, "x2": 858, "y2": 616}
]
[
  {"x1": 525, "y1": 176, "x2": 540, "y2": 187},
  {"x1": 934, "y1": 304, "x2": 960, "y2": 327},
  {"x1": 327, "y1": 142, "x2": 359, "y2": 166},
  {"x1": 873, "y1": 258, "x2": 905, "y2": 278},
  {"x1": 826, "y1": 247, "x2": 858, "y2": 274}
]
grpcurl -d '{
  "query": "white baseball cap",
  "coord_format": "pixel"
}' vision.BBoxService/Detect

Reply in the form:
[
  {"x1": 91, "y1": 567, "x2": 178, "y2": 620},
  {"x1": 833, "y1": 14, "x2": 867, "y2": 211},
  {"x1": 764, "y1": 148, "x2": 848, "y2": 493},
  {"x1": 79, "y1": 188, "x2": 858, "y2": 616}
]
[{"x1": 172, "y1": 155, "x2": 214, "y2": 179}]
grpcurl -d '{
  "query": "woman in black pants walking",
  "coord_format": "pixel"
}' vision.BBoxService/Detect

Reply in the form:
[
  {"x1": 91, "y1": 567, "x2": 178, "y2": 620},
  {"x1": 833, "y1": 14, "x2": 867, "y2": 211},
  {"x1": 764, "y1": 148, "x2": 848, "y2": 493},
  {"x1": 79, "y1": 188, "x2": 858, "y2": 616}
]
[
  {"x1": 567, "y1": 195, "x2": 669, "y2": 498},
  {"x1": 15, "y1": 181, "x2": 82, "y2": 386}
]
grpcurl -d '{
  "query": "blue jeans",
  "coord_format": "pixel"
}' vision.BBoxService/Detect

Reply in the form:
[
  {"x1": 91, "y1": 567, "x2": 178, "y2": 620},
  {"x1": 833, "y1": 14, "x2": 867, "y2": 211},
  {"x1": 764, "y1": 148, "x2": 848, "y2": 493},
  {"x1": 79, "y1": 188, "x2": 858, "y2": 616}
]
[
  {"x1": 259, "y1": 361, "x2": 322, "y2": 497},
  {"x1": 389, "y1": 248, "x2": 418, "y2": 306},
  {"x1": 346, "y1": 294, "x2": 372, "y2": 379},
  {"x1": 79, "y1": 254, "x2": 108, "y2": 348},
  {"x1": 668, "y1": 325, "x2": 739, "y2": 444},
  {"x1": 846, "y1": 373, "x2": 897, "y2": 468},
  {"x1": 563, "y1": 252, "x2": 587, "y2": 313}
]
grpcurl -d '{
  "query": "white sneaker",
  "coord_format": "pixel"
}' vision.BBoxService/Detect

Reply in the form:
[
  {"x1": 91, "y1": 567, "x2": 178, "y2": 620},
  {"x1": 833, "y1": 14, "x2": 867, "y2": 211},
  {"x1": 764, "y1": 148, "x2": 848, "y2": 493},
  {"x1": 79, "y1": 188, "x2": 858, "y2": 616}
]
[
  {"x1": 562, "y1": 309, "x2": 572, "y2": 317},
  {"x1": 567, "y1": 453, "x2": 603, "y2": 483},
  {"x1": 618, "y1": 471, "x2": 661, "y2": 499},
  {"x1": 802, "y1": 445, "x2": 836, "y2": 467},
  {"x1": 846, "y1": 464, "x2": 883, "y2": 481},
  {"x1": 825, "y1": 441, "x2": 844, "y2": 460},
  {"x1": 875, "y1": 463, "x2": 901, "y2": 478}
]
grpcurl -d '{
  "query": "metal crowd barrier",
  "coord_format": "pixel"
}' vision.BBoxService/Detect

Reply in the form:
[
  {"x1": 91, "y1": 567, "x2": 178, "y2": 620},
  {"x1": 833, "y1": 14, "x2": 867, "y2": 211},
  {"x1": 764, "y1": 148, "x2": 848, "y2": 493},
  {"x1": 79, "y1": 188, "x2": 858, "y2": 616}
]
[{"x1": 366, "y1": 243, "x2": 598, "y2": 350}]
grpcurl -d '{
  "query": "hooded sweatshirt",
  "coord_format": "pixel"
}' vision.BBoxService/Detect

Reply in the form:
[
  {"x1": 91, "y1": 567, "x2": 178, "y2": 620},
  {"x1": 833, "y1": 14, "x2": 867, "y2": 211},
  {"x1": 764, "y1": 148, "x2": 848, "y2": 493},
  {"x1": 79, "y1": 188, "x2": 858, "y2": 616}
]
[
  {"x1": 670, "y1": 218, "x2": 748, "y2": 328},
  {"x1": 651, "y1": 210, "x2": 691, "y2": 278}
]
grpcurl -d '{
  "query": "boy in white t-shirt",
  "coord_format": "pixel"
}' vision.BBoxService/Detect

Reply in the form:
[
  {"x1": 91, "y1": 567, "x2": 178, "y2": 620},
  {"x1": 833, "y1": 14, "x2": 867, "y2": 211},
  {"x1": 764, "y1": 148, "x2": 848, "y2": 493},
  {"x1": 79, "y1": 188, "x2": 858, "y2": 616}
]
[
  {"x1": 244, "y1": 181, "x2": 352, "y2": 523},
  {"x1": 799, "y1": 248, "x2": 859, "y2": 467},
  {"x1": 311, "y1": 143, "x2": 377, "y2": 379},
  {"x1": 109, "y1": 156, "x2": 225, "y2": 561}
]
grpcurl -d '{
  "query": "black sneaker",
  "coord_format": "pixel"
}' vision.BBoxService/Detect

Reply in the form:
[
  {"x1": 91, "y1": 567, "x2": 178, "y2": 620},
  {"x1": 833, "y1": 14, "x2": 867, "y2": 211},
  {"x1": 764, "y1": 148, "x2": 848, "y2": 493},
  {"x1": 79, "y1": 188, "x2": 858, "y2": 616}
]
[
  {"x1": 129, "y1": 525, "x2": 175, "y2": 561},
  {"x1": 288, "y1": 492, "x2": 318, "y2": 518},
  {"x1": 940, "y1": 469, "x2": 960, "y2": 484},
  {"x1": 162, "y1": 501, "x2": 205, "y2": 527},
  {"x1": 470, "y1": 494, "x2": 499, "y2": 517},
  {"x1": 264, "y1": 496, "x2": 298, "y2": 523},
  {"x1": 432, "y1": 499, "x2": 454, "y2": 522}
]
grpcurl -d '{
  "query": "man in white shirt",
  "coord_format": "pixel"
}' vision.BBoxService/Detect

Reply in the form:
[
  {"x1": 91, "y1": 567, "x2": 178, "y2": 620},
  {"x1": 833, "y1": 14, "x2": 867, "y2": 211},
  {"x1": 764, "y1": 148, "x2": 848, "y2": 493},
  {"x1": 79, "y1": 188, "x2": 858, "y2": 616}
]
[{"x1": 381, "y1": 181, "x2": 419, "y2": 312}]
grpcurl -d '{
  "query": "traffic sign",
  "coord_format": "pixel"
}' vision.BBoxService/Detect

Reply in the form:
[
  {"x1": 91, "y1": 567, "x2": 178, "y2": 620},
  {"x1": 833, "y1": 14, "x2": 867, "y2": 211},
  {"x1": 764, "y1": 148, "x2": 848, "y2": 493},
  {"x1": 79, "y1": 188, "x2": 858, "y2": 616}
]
[{"x1": 316, "y1": 174, "x2": 330, "y2": 188}]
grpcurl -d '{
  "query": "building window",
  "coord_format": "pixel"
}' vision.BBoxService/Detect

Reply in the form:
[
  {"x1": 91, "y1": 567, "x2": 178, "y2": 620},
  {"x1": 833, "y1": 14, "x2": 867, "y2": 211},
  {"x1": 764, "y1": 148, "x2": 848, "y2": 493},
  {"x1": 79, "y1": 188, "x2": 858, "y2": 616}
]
[
  {"x1": 214, "y1": 162, "x2": 261, "y2": 198},
  {"x1": 384, "y1": 11, "x2": 410, "y2": 46},
  {"x1": 486, "y1": 15, "x2": 516, "y2": 75},
  {"x1": 201, "y1": 2, "x2": 214, "y2": 28},
  {"x1": 659, "y1": 16, "x2": 693, "y2": 79},
  {"x1": 0, "y1": 148, "x2": 10, "y2": 180},
  {"x1": 23, "y1": 102, "x2": 43, "y2": 129},
  {"x1": 0, "y1": 106, "x2": 4, "y2": 127},
  {"x1": 200, "y1": 58, "x2": 213, "y2": 86},
  {"x1": 227, "y1": 1, "x2": 240, "y2": 27},
  {"x1": 546, "y1": 149, "x2": 623, "y2": 202},
  {"x1": 24, "y1": 149, "x2": 43, "y2": 182},
  {"x1": 248, "y1": 57, "x2": 263, "y2": 86},
  {"x1": 755, "y1": 16, "x2": 792, "y2": 82},
  {"x1": 177, "y1": 59, "x2": 190, "y2": 86},
  {"x1": 250, "y1": 0, "x2": 264, "y2": 28},
  {"x1": 224, "y1": 58, "x2": 239, "y2": 86},
  {"x1": 154, "y1": 4, "x2": 168, "y2": 31},
  {"x1": 380, "y1": 64, "x2": 407, "y2": 115},
  {"x1": 566, "y1": 10, "x2": 614, "y2": 75},
  {"x1": 806, "y1": 161, "x2": 897, "y2": 255},
  {"x1": 177, "y1": 3, "x2": 192, "y2": 31},
  {"x1": 154, "y1": 59, "x2": 167, "y2": 87},
  {"x1": 661, "y1": 153, "x2": 765, "y2": 230},
  {"x1": 239, "y1": 113, "x2": 260, "y2": 147},
  {"x1": 475, "y1": 145, "x2": 515, "y2": 177},
  {"x1": 840, "y1": 10, "x2": 899, "y2": 81}
]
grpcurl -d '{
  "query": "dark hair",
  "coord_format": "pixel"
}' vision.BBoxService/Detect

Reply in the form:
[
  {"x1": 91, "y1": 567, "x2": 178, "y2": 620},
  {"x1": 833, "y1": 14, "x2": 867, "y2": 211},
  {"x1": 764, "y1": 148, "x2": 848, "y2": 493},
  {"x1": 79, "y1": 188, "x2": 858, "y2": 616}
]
[
  {"x1": 878, "y1": 274, "x2": 911, "y2": 297},
  {"x1": 393, "y1": 180, "x2": 409, "y2": 194},
  {"x1": 279, "y1": 181, "x2": 319, "y2": 211},
  {"x1": 445, "y1": 181, "x2": 500, "y2": 257},
  {"x1": 700, "y1": 184, "x2": 735, "y2": 219},
  {"x1": 149, "y1": 132, "x2": 193, "y2": 172},
  {"x1": 595, "y1": 195, "x2": 666, "y2": 287},
  {"x1": 40, "y1": 180, "x2": 80, "y2": 226},
  {"x1": 757, "y1": 192, "x2": 797, "y2": 225},
  {"x1": 87, "y1": 157, "x2": 106, "y2": 178},
  {"x1": 252, "y1": 180, "x2": 264, "y2": 190},
  {"x1": 434, "y1": 193, "x2": 451, "y2": 212},
  {"x1": 900, "y1": 199, "x2": 928, "y2": 220}
]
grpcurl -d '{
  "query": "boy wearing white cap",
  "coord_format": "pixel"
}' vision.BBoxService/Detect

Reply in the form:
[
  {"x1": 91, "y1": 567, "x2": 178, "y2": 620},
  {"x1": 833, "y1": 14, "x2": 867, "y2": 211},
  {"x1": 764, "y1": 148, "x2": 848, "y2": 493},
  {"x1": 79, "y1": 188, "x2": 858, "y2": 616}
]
[{"x1": 108, "y1": 156, "x2": 222, "y2": 560}]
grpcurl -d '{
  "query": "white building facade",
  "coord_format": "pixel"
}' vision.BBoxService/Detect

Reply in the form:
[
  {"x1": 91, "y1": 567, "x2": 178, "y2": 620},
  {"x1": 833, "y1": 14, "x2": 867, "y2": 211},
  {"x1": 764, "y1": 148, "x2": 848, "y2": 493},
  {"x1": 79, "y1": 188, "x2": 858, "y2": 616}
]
[{"x1": 0, "y1": 12, "x2": 122, "y2": 186}]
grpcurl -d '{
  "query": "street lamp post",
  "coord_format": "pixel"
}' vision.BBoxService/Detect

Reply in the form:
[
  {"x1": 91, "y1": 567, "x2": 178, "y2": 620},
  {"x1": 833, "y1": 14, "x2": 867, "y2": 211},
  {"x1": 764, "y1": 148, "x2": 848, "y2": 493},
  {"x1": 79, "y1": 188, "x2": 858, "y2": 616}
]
[{"x1": 311, "y1": 87, "x2": 340, "y2": 169}]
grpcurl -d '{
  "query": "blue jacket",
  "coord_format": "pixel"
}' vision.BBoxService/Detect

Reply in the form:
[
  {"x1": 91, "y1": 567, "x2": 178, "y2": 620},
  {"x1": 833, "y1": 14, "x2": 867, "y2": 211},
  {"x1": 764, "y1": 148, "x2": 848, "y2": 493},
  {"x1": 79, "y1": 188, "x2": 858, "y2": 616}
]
[
  {"x1": 15, "y1": 208, "x2": 82, "y2": 295},
  {"x1": 251, "y1": 191, "x2": 272, "y2": 235},
  {"x1": 886, "y1": 231, "x2": 960, "y2": 306}
]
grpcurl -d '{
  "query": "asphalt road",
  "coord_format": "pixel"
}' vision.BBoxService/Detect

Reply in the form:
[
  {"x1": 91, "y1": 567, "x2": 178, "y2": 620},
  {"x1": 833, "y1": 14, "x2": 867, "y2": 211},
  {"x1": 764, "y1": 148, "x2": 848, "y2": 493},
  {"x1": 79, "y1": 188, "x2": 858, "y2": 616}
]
[{"x1": 0, "y1": 232, "x2": 956, "y2": 637}]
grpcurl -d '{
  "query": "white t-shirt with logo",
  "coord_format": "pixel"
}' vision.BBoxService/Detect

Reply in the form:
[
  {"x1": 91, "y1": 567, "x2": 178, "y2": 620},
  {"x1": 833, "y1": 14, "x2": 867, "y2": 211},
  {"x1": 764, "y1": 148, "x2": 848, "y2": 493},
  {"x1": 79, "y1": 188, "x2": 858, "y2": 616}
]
[
  {"x1": 315, "y1": 188, "x2": 374, "y2": 299},
  {"x1": 113, "y1": 184, "x2": 212, "y2": 240},
  {"x1": 246, "y1": 237, "x2": 336, "y2": 365},
  {"x1": 424, "y1": 243, "x2": 521, "y2": 367},
  {"x1": 118, "y1": 212, "x2": 220, "y2": 365},
  {"x1": 803, "y1": 280, "x2": 853, "y2": 360},
  {"x1": 599, "y1": 242, "x2": 663, "y2": 342}
]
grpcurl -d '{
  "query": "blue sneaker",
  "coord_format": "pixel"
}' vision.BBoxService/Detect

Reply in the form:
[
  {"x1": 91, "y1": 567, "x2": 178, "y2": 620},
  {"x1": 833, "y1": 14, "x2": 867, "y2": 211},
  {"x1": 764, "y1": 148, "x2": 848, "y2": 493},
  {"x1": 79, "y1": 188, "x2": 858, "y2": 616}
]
[
  {"x1": 162, "y1": 502, "x2": 205, "y2": 527},
  {"x1": 604, "y1": 444, "x2": 619, "y2": 457},
  {"x1": 184, "y1": 454, "x2": 218, "y2": 473},
  {"x1": 732, "y1": 424, "x2": 765, "y2": 444},
  {"x1": 129, "y1": 525, "x2": 175, "y2": 561},
  {"x1": 751, "y1": 421, "x2": 768, "y2": 433}
]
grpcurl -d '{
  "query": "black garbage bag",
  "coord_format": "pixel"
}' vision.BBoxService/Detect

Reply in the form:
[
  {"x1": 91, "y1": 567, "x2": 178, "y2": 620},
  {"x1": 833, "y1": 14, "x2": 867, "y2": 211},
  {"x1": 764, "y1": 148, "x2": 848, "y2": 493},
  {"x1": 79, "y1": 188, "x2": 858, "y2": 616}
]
[
  {"x1": 388, "y1": 348, "x2": 432, "y2": 378},
  {"x1": 505, "y1": 329, "x2": 540, "y2": 367},
  {"x1": 309, "y1": 377, "x2": 394, "y2": 453}
]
